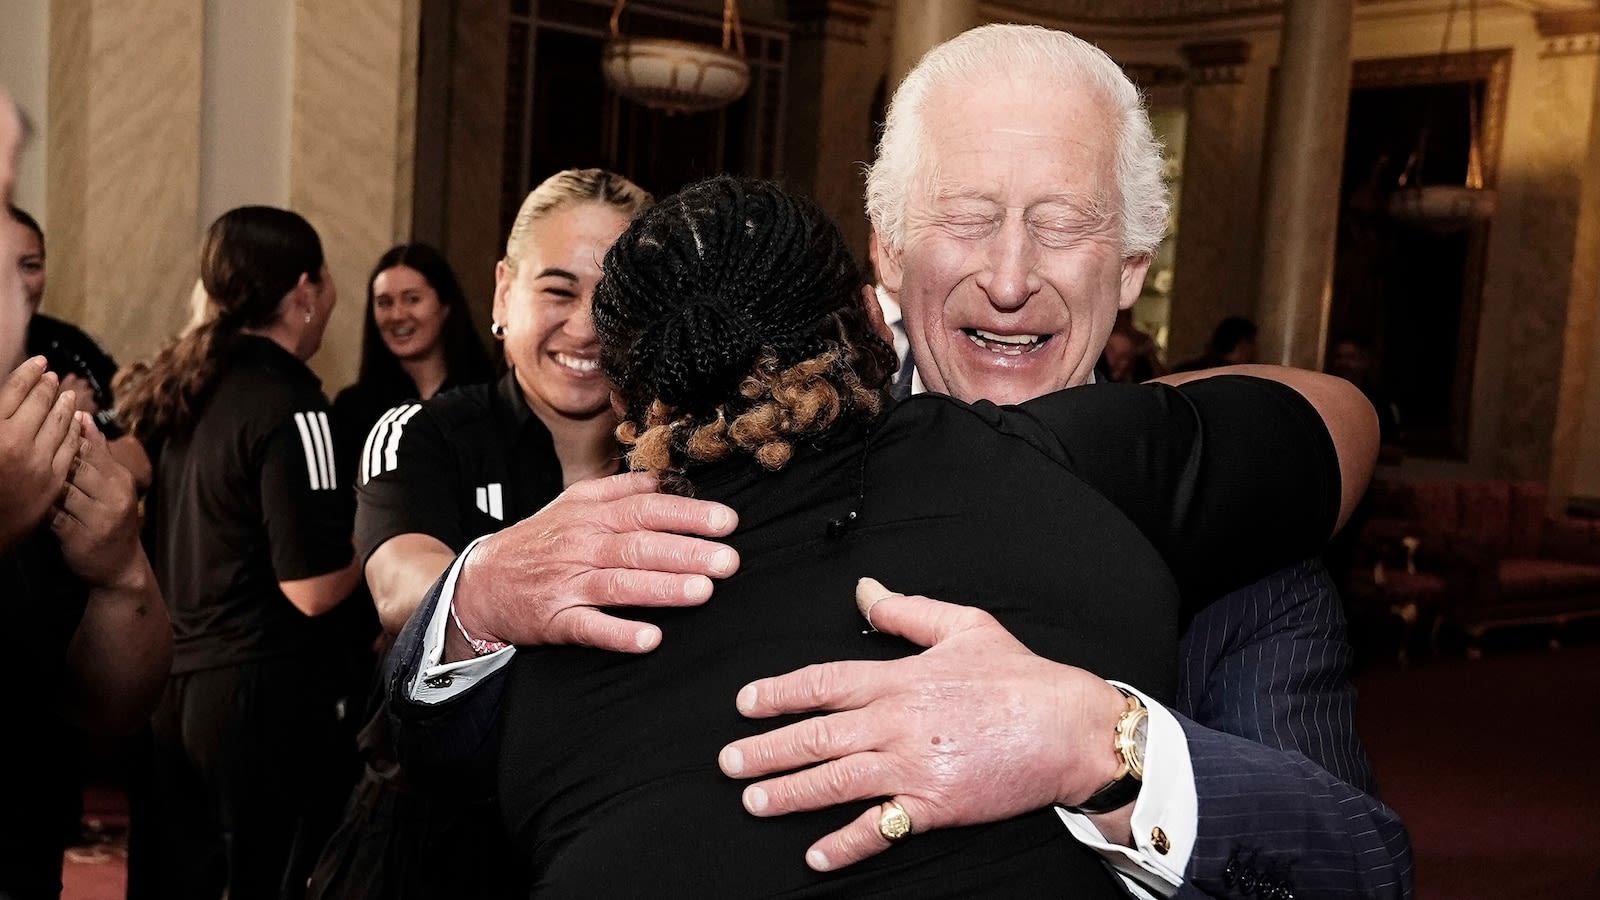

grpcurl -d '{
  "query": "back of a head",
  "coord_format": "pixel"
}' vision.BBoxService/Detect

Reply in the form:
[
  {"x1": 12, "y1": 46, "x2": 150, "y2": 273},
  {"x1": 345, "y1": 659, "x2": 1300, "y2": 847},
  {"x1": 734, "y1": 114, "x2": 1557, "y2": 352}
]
[
  {"x1": 202, "y1": 205, "x2": 324, "y2": 329},
  {"x1": 119, "y1": 205, "x2": 324, "y2": 443},
  {"x1": 866, "y1": 24, "x2": 1168, "y2": 259},
  {"x1": 594, "y1": 176, "x2": 895, "y2": 490}
]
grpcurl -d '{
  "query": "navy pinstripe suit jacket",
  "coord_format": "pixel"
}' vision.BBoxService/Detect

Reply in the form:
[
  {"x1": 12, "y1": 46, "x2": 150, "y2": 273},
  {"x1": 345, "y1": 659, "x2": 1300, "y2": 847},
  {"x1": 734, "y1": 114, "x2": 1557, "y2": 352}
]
[{"x1": 1172, "y1": 558, "x2": 1413, "y2": 899}]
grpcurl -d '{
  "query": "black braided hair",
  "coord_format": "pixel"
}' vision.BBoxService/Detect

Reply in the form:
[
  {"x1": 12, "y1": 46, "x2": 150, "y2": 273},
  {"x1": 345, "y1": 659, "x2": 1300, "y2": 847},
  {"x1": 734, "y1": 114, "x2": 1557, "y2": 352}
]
[{"x1": 593, "y1": 176, "x2": 897, "y2": 487}]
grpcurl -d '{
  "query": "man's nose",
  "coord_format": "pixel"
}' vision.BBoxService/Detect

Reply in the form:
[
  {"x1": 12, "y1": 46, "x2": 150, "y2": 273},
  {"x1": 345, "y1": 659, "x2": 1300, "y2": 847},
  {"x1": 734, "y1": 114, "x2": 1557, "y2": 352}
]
[{"x1": 976, "y1": 215, "x2": 1040, "y2": 311}]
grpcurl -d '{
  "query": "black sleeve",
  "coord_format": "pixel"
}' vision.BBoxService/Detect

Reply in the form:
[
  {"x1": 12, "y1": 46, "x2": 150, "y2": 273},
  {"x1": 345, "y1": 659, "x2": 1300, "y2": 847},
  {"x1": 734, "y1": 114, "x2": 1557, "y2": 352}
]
[
  {"x1": 1010, "y1": 376, "x2": 1342, "y2": 600},
  {"x1": 330, "y1": 386, "x2": 380, "y2": 494},
  {"x1": 259, "y1": 404, "x2": 356, "y2": 581},
  {"x1": 353, "y1": 404, "x2": 467, "y2": 563}
]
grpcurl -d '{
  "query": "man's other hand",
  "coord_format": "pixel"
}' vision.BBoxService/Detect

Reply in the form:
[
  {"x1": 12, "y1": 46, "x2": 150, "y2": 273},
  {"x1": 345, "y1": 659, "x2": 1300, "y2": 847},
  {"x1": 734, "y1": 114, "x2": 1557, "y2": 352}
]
[
  {"x1": 447, "y1": 471, "x2": 740, "y2": 659},
  {"x1": 718, "y1": 578, "x2": 1128, "y2": 872}
]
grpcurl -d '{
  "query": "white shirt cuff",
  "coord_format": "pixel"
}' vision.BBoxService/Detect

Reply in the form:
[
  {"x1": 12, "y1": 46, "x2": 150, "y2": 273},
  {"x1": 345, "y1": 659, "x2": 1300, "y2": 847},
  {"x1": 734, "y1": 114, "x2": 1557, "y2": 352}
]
[
  {"x1": 407, "y1": 535, "x2": 517, "y2": 704},
  {"x1": 1055, "y1": 681, "x2": 1197, "y2": 898}
]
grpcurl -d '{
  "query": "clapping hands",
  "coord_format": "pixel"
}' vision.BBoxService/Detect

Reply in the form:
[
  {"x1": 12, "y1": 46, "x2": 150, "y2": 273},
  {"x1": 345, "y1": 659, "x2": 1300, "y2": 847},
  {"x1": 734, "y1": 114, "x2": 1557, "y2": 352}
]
[
  {"x1": 0, "y1": 356, "x2": 82, "y2": 550},
  {"x1": 51, "y1": 409, "x2": 141, "y2": 588}
]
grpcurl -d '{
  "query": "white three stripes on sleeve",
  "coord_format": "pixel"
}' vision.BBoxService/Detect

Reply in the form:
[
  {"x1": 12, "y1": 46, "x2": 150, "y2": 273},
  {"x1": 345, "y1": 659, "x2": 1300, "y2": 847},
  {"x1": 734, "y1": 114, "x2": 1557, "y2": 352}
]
[
  {"x1": 293, "y1": 411, "x2": 338, "y2": 491},
  {"x1": 360, "y1": 403, "x2": 423, "y2": 485}
]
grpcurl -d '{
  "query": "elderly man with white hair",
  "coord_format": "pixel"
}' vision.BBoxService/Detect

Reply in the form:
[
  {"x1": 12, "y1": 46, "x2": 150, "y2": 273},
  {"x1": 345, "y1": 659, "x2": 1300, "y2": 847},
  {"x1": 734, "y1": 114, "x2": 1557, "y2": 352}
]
[{"x1": 389, "y1": 25, "x2": 1412, "y2": 899}]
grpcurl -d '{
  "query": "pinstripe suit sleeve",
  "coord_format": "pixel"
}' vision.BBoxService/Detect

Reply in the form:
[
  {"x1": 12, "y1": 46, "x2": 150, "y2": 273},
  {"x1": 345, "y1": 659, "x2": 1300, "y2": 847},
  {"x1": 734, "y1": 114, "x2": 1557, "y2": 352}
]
[{"x1": 1172, "y1": 558, "x2": 1414, "y2": 898}]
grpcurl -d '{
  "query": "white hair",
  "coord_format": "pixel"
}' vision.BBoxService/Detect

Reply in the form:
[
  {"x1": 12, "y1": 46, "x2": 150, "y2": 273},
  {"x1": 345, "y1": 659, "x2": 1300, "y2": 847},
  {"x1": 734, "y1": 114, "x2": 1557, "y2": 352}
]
[{"x1": 865, "y1": 24, "x2": 1169, "y2": 259}]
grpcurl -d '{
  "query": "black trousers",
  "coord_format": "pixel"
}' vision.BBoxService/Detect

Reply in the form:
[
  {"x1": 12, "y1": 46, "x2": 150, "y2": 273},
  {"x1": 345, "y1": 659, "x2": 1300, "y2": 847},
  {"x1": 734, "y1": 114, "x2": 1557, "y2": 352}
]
[{"x1": 141, "y1": 657, "x2": 340, "y2": 900}]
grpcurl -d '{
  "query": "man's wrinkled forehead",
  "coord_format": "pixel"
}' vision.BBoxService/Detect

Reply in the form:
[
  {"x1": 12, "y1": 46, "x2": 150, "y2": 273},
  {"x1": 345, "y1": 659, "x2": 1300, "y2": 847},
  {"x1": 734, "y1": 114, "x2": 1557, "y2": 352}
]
[{"x1": 912, "y1": 78, "x2": 1118, "y2": 206}]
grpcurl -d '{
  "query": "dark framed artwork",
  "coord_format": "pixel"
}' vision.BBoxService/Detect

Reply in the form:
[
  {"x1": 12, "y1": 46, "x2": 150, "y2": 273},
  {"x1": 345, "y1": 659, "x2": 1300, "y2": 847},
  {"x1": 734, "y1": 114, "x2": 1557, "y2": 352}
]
[{"x1": 1328, "y1": 49, "x2": 1510, "y2": 459}]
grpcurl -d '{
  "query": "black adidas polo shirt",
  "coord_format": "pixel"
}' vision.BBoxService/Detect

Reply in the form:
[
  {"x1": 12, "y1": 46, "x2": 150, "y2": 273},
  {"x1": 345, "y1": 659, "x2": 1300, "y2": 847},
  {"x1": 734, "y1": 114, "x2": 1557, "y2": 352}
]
[
  {"x1": 145, "y1": 336, "x2": 355, "y2": 673},
  {"x1": 354, "y1": 370, "x2": 573, "y2": 564}
]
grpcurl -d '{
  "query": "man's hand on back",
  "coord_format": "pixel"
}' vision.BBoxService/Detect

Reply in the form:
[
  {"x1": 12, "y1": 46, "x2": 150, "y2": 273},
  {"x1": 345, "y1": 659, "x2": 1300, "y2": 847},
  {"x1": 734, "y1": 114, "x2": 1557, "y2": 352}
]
[
  {"x1": 446, "y1": 471, "x2": 741, "y2": 660},
  {"x1": 717, "y1": 578, "x2": 1130, "y2": 871}
]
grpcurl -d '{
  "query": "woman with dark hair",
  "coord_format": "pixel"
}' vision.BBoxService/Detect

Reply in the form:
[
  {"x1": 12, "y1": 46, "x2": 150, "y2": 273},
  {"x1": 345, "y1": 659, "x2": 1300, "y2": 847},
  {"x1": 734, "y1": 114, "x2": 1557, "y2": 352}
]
[
  {"x1": 119, "y1": 206, "x2": 362, "y2": 900},
  {"x1": 330, "y1": 242, "x2": 493, "y2": 482},
  {"x1": 497, "y1": 177, "x2": 1376, "y2": 897}
]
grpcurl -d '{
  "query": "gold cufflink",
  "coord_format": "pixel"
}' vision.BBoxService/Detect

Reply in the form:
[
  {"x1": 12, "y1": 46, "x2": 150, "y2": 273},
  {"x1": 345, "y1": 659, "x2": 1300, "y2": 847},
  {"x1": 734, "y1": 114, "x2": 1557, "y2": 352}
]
[{"x1": 1151, "y1": 826, "x2": 1170, "y2": 854}]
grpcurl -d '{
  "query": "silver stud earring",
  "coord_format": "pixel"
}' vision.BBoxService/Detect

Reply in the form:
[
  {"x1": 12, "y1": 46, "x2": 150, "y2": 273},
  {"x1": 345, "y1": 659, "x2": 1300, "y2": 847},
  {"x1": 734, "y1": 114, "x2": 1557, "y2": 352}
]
[
  {"x1": 491, "y1": 321, "x2": 506, "y2": 339},
  {"x1": 304, "y1": 311, "x2": 313, "y2": 324}
]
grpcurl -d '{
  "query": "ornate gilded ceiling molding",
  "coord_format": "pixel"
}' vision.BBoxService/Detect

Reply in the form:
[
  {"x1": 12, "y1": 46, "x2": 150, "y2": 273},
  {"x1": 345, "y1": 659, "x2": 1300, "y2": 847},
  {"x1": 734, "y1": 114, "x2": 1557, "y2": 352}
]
[{"x1": 1535, "y1": 9, "x2": 1600, "y2": 57}]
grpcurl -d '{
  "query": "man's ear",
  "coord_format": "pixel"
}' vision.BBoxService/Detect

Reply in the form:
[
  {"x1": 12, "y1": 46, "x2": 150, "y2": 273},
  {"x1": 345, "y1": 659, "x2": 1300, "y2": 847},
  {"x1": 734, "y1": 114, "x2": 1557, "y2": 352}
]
[
  {"x1": 861, "y1": 285, "x2": 894, "y2": 346},
  {"x1": 871, "y1": 231, "x2": 904, "y2": 296},
  {"x1": 1118, "y1": 255, "x2": 1153, "y2": 310}
]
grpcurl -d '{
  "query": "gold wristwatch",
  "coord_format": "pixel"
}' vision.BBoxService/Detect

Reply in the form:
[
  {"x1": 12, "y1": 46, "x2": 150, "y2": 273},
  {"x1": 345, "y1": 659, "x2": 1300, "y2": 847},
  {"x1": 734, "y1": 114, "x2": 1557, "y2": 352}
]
[{"x1": 1066, "y1": 688, "x2": 1148, "y2": 815}]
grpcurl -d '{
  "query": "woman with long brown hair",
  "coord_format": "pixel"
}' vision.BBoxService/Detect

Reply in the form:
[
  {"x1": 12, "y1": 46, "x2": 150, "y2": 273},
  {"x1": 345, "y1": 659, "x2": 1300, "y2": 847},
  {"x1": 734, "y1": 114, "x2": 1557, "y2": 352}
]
[{"x1": 119, "y1": 206, "x2": 361, "y2": 900}]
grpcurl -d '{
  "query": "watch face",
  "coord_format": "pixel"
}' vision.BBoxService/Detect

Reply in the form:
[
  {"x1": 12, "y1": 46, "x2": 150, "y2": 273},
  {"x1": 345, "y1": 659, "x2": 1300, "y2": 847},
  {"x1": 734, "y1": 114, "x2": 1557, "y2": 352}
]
[{"x1": 1126, "y1": 711, "x2": 1152, "y2": 775}]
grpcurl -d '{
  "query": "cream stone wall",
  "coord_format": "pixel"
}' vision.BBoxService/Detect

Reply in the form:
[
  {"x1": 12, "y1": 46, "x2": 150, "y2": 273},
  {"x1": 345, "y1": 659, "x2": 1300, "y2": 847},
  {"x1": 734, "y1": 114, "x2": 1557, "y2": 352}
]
[
  {"x1": 46, "y1": 0, "x2": 204, "y2": 373},
  {"x1": 289, "y1": 0, "x2": 420, "y2": 390},
  {"x1": 199, "y1": 0, "x2": 294, "y2": 227}
]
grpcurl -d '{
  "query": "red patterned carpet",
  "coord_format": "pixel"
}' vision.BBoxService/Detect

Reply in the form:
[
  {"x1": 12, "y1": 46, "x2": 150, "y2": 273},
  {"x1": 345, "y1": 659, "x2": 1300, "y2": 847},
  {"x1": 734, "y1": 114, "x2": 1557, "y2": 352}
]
[{"x1": 60, "y1": 639, "x2": 1600, "y2": 899}]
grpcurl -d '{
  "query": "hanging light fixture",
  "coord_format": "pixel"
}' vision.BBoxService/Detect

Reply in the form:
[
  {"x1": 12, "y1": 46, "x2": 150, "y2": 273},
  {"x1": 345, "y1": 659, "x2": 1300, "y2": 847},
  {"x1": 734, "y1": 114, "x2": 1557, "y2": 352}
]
[
  {"x1": 601, "y1": 0, "x2": 750, "y2": 115},
  {"x1": 1388, "y1": 0, "x2": 1498, "y2": 233}
]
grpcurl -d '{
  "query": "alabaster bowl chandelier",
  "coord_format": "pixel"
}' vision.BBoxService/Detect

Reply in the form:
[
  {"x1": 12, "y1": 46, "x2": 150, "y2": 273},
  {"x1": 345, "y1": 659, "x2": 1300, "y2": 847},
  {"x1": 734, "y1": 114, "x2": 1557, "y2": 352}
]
[
  {"x1": 1388, "y1": 0, "x2": 1498, "y2": 234},
  {"x1": 601, "y1": 0, "x2": 750, "y2": 115}
]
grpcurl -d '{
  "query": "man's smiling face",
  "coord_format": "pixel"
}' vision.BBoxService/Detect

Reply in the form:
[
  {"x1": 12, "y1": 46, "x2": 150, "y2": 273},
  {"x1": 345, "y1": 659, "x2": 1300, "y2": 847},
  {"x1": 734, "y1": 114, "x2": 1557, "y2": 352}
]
[{"x1": 876, "y1": 75, "x2": 1151, "y2": 406}]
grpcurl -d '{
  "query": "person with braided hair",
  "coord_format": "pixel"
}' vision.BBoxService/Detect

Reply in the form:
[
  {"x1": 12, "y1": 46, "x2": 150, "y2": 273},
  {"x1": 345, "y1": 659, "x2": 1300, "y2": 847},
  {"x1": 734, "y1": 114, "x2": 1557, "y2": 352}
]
[
  {"x1": 471, "y1": 175, "x2": 1376, "y2": 897},
  {"x1": 119, "y1": 206, "x2": 362, "y2": 900}
]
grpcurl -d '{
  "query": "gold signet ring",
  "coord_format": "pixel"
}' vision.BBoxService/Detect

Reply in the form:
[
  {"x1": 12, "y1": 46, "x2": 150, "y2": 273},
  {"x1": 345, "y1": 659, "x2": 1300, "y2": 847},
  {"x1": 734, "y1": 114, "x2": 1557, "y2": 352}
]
[{"x1": 878, "y1": 799, "x2": 912, "y2": 842}]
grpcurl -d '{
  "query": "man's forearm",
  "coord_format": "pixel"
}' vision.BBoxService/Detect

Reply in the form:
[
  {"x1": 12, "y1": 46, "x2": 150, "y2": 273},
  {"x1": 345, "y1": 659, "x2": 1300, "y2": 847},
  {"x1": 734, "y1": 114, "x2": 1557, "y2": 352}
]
[{"x1": 60, "y1": 554, "x2": 172, "y2": 734}]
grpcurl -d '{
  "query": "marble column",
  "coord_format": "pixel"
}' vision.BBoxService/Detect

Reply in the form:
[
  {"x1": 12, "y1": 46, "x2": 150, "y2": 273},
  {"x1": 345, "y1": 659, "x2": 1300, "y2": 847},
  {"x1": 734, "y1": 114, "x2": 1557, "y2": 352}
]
[
  {"x1": 1535, "y1": 11, "x2": 1600, "y2": 504},
  {"x1": 784, "y1": 0, "x2": 885, "y2": 258},
  {"x1": 290, "y1": 0, "x2": 422, "y2": 390},
  {"x1": 1168, "y1": 40, "x2": 1259, "y2": 366},
  {"x1": 46, "y1": 0, "x2": 204, "y2": 367},
  {"x1": 888, "y1": 0, "x2": 976, "y2": 89},
  {"x1": 1253, "y1": 0, "x2": 1354, "y2": 370}
]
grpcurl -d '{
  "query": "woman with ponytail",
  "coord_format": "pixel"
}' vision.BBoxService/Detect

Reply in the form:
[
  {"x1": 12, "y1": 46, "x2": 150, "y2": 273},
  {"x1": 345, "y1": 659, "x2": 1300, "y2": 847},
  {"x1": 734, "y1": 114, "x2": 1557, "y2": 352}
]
[
  {"x1": 492, "y1": 176, "x2": 1378, "y2": 897},
  {"x1": 121, "y1": 206, "x2": 362, "y2": 900}
]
